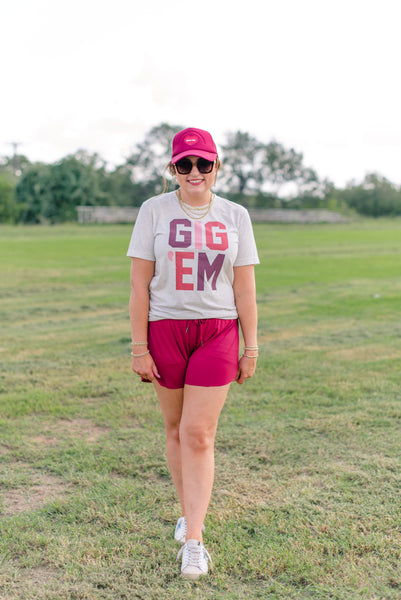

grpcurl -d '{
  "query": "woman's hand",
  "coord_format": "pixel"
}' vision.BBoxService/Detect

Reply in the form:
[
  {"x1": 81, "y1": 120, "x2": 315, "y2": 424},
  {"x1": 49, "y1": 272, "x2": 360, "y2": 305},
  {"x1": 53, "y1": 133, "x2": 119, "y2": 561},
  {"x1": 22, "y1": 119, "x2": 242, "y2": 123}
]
[
  {"x1": 235, "y1": 355, "x2": 257, "y2": 384},
  {"x1": 131, "y1": 352, "x2": 160, "y2": 383}
]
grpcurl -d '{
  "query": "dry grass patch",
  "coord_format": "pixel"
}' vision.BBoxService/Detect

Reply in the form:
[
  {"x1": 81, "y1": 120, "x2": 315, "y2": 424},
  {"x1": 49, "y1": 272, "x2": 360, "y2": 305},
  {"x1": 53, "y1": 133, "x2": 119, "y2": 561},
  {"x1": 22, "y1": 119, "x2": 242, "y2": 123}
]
[
  {"x1": 29, "y1": 417, "x2": 109, "y2": 447},
  {"x1": 328, "y1": 344, "x2": 401, "y2": 362},
  {"x1": 0, "y1": 566, "x2": 66, "y2": 600},
  {"x1": 1, "y1": 470, "x2": 71, "y2": 516}
]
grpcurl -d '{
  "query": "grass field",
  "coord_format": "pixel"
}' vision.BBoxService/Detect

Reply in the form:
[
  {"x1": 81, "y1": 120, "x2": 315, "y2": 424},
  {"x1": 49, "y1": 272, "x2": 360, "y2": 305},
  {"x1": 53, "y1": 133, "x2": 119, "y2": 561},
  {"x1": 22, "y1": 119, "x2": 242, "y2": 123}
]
[{"x1": 1, "y1": 220, "x2": 401, "y2": 599}]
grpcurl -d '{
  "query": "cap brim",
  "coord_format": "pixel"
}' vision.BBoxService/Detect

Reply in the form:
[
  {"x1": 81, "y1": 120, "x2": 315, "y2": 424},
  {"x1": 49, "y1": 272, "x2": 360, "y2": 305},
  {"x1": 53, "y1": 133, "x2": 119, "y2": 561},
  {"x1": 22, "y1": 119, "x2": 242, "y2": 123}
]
[{"x1": 172, "y1": 149, "x2": 217, "y2": 164}]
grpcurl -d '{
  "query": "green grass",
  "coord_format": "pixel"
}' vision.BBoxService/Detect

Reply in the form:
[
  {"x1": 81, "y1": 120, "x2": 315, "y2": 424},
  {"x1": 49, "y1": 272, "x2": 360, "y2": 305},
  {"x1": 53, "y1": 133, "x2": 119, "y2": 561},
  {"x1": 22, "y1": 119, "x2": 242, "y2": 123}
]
[{"x1": 1, "y1": 220, "x2": 401, "y2": 599}]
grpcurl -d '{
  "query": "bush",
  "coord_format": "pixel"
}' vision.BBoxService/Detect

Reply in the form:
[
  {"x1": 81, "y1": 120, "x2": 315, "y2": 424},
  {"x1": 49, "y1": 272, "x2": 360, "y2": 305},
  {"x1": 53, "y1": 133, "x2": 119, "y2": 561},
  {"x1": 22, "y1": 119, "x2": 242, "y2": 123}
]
[
  {"x1": 339, "y1": 174, "x2": 401, "y2": 217},
  {"x1": 0, "y1": 173, "x2": 18, "y2": 223}
]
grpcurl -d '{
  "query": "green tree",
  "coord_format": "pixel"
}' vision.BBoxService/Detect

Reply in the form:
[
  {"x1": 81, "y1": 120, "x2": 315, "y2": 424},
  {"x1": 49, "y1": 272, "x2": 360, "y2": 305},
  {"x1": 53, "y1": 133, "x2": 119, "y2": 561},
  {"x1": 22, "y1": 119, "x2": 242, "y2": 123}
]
[
  {"x1": 44, "y1": 154, "x2": 108, "y2": 222},
  {"x1": 126, "y1": 122, "x2": 183, "y2": 198},
  {"x1": 341, "y1": 173, "x2": 401, "y2": 217},
  {"x1": 16, "y1": 163, "x2": 52, "y2": 223},
  {"x1": 0, "y1": 173, "x2": 18, "y2": 223},
  {"x1": 62, "y1": 150, "x2": 144, "y2": 208},
  {"x1": 261, "y1": 141, "x2": 320, "y2": 197},
  {"x1": 16, "y1": 152, "x2": 113, "y2": 223},
  {"x1": 219, "y1": 131, "x2": 263, "y2": 195},
  {"x1": 0, "y1": 154, "x2": 31, "y2": 177},
  {"x1": 100, "y1": 164, "x2": 144, "y2": 207}
]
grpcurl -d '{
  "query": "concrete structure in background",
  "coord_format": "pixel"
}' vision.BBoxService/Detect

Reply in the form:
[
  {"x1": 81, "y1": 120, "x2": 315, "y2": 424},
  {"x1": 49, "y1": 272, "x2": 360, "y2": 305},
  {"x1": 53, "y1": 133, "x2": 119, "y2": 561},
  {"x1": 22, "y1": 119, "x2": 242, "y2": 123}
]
[
  {"x1": 77, "y1": 206, "x2": 140, "y2": 224},
  {"x1": 77, "y1": 206, "x2": 350, "y2": 225},
  {"x1": 247, "y1": 209, "x2": 350, "y2": 223}
]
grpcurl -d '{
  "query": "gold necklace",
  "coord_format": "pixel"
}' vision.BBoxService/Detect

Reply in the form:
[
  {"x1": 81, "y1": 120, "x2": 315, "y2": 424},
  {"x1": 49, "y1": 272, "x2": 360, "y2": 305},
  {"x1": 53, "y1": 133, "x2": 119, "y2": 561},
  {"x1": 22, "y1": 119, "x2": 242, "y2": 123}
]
[{"x1": 176, "y1": 189, "x2": 214, "y2": 220}]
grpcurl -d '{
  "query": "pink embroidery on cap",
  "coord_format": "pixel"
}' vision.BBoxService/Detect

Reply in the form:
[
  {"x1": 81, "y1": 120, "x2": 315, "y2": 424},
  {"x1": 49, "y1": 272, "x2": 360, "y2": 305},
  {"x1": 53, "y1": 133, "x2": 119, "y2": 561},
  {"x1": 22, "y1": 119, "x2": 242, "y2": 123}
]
[{"x1": 184, "y1": 135, "x2": 199, "y2": 145}]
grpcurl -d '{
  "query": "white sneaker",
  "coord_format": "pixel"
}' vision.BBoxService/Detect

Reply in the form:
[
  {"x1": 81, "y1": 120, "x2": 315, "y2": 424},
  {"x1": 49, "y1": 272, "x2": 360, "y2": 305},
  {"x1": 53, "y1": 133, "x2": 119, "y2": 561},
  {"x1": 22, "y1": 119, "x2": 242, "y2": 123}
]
[
  {"x1": 174, "y1": 516, "x2": 187, "y2": 545},
  {"x1": 174, "y1": 517, "x2": 205, "y2": 545},
  {"x1": 176, "y1": 539, "x2": 212, "y2": 580}
]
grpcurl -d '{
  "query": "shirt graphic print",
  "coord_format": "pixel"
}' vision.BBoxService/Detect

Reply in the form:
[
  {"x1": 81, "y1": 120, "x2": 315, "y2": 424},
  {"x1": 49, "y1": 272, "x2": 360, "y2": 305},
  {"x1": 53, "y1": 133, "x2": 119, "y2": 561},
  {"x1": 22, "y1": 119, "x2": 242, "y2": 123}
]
[
  {"x1": 168, "y1": 218, "x2": 227, "y2": 291},
  {"x1": 127, "y1": 192, "x2": 259, "y2": 321}
]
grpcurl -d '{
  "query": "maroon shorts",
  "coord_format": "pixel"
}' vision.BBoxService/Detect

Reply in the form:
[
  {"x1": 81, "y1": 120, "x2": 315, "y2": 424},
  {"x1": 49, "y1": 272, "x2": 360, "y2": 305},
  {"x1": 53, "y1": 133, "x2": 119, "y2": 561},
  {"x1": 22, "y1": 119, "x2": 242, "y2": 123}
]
[{"x1": 148, "y1": 319, "x2": 239, "y2": 389}]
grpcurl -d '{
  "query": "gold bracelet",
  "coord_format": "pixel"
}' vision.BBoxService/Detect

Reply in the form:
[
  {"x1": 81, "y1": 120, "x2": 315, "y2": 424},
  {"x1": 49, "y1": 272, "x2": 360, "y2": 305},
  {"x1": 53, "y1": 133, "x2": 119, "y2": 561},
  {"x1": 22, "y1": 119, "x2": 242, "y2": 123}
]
[
  {"x1": 243, "y1": 354, "x2": 258, "y2": 359},
  {"x1": 131, "y1": 341, "x2": 148, "y2": 346},
  {"x1": 131, "y1": 350, "x2": 150, "y2": 358},
  {"x1": 244, "y1": 345, "x2": 259, "y2": 350}
]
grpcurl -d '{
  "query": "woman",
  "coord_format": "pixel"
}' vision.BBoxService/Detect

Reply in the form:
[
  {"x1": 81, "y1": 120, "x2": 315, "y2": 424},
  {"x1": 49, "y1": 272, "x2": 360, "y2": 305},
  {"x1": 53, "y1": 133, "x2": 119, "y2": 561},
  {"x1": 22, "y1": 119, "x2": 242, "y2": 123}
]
[{"x1": 127, "y1": 127, "x2": 259, "y2": 580}]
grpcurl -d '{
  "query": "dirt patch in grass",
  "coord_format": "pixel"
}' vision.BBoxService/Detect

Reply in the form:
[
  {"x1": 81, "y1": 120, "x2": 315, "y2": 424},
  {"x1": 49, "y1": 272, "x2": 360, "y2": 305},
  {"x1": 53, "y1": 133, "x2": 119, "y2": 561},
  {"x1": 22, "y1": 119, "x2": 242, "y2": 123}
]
[
  {"x1": 0, "y1": 444, "x2": 15, "y2": 456},
  {"x1": 30, "y1": 417, "x2": 109, "y2": 446},
  {"x1": 259, "y1": 320, "x2": 349, "y2": 343},
  {"x1": 328, "y1": 345, "x2": 401, "y2": 362},
  {"x1": 1, "y1": 471, "x2": 71, "y2": 516},
  {"x1": 1, "y1": 418, "x2": 108, "y2": 516},
  {"x1": 17, "y1": 566, "x2": 60, "y2": 586},
  {"x1": 0, "y1": 566, "x2": 65, "y2": 600}
]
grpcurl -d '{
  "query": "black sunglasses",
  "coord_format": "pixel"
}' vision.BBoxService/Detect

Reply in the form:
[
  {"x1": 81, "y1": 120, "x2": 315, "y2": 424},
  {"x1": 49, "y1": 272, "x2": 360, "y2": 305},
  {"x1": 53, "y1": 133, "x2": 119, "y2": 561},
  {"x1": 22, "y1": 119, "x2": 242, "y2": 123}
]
[{"x1": 175, "y1": 157, "x2": 215, "y2": 175}]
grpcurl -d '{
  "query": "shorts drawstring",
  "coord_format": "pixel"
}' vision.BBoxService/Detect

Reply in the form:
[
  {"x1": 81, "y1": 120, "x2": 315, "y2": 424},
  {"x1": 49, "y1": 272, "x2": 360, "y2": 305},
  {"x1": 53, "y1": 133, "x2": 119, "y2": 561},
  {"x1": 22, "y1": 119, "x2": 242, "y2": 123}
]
[
  {"x1": 196, "y1": 319, "x2": 206, "y2": 346},
  {"x1": 185, "y1": 320, "x2": 207, "y2": 346}
]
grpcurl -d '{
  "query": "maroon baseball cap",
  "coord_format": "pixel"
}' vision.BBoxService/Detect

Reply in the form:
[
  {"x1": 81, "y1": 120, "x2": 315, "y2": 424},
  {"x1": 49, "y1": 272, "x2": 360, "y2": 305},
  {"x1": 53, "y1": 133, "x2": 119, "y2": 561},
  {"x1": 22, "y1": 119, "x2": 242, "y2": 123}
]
[{"x1": 171, "y1": 127, "x2": 218, "y2": 164}]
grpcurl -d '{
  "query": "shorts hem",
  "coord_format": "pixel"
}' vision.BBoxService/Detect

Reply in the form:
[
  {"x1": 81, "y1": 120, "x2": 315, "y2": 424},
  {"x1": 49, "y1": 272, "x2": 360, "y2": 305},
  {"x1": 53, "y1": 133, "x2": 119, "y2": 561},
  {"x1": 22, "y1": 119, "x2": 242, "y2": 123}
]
[{"x1": 157, "y1": 379, "x2": 236, "y2": 389}]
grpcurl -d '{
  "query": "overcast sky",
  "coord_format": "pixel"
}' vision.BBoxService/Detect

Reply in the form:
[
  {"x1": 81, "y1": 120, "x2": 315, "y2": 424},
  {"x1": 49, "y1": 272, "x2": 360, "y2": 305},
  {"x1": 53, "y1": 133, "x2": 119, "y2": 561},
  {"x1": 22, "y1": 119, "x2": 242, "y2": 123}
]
[{"x1": 1, "y1": 0, "x2": 400, "y2": 187}]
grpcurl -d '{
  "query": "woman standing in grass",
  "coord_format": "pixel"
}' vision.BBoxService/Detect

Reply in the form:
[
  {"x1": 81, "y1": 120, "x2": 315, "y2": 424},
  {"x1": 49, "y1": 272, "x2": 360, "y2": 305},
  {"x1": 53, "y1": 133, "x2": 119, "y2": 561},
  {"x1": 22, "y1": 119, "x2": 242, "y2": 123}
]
[{"x1": 127, "y1": 127, "x2": 259, "y2": 580}]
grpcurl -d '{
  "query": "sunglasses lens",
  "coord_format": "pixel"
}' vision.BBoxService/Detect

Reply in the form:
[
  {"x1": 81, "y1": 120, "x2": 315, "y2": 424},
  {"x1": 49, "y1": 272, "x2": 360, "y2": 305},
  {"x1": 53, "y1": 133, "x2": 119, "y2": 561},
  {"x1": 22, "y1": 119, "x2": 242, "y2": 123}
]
[
  {"x1": 175, "y1": 158, "x2": 215, "y2": 174},
  {"x1": 197, "y1": 158, "x2": 214, "y2": 173},
  {"x1": 175, "y1": 158, "x2": 192, "y2": 174}
]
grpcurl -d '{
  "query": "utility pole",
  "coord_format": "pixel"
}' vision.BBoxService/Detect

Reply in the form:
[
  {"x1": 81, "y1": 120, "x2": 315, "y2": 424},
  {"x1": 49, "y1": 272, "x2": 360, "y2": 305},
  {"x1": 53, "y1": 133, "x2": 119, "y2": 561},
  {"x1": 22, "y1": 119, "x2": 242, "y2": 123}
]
[{"x1": 7, "y1": 141, "x2": 22, "y2": 175}]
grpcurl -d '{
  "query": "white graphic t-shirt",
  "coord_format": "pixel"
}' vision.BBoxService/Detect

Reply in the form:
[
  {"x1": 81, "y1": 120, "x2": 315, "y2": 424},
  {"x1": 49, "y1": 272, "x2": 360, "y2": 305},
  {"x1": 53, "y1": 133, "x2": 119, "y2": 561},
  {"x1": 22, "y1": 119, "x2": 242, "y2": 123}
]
[{"x1": 126, "y1": 191, "x2": 260, "y2": 321}]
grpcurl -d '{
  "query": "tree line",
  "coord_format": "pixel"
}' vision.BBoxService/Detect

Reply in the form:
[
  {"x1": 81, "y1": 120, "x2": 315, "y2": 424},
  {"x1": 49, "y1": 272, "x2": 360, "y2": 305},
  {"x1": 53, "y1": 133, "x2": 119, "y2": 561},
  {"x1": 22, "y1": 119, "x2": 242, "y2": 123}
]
[{"x1": 1, "y1": 122, "x2": 401, "y2": 223}]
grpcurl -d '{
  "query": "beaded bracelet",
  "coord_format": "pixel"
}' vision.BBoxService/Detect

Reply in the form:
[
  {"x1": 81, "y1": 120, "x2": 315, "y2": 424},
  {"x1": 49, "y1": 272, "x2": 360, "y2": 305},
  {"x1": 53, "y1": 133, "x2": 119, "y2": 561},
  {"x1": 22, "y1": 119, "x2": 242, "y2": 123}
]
[
  {"x1": 131, "y1": 350, "x2": 150, "y2": 358},
  {"x1": 131, "y1": 341, "x2": 148, "y2": 346}
]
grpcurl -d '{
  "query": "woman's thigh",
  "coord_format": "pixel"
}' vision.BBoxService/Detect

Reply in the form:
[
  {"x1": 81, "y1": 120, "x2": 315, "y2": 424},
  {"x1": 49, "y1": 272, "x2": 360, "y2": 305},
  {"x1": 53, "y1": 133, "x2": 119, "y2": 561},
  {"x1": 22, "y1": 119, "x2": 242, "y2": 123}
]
[
  {"x1": 153, "y1": 379, "x2": 184, "y2": 430},
  {"x1": 153, "y1": 380, "x2": 231, "y2": 435},
  {"x1": 180, "y1": 384, "x2": 231, "y2": 435}
]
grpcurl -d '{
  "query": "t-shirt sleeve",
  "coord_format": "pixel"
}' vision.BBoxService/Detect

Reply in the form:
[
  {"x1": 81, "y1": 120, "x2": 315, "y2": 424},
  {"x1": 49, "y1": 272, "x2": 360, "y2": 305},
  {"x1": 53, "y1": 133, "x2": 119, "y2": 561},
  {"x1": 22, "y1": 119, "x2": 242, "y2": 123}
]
[
  {"x1": 126, "y1": 201, "x2": 155, "y2": 260},
  {"x1": 233, "y1": 208, "x2": 260, "y2": 267}
]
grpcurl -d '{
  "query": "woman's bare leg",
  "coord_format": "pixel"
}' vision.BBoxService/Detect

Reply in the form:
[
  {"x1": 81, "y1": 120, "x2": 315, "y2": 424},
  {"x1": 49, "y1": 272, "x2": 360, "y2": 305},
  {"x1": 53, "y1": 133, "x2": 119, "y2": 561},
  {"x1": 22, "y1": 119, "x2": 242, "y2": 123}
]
[
  {"x1": 153, "y1": 380, "x2": 185, "y2": 513},
  {"x1": 179, "y1": 383, "x2": 231, "y2": 543}
]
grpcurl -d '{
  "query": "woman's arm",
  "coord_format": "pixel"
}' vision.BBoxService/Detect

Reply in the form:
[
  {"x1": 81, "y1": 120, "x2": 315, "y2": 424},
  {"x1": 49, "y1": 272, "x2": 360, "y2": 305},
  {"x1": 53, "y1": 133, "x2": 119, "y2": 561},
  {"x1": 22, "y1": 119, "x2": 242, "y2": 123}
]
[
  {"x1": 129, "y1": 257, "x2": 160, "y2": 382},
  {"x1": 233, "y1": 264, "x2": 258, "y2": 384}
]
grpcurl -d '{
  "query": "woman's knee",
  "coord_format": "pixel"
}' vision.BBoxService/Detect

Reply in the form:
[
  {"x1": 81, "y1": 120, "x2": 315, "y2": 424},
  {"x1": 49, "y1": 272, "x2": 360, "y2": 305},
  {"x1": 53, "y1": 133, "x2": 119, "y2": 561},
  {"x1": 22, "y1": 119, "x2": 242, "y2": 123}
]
[
  {"x1": 180, "y1": 422, "x2": 215, "y2": 452},
  {"x1": 165, "y1": 421, "x2": 181, "y2": 444}
]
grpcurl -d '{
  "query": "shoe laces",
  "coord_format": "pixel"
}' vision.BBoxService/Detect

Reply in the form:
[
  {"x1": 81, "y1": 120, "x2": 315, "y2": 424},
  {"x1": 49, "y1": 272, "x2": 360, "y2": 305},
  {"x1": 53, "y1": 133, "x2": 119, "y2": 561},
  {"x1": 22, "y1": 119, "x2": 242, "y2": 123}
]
[{"x1": 177, "y1": 541, "x2": 213, "y2": 569}]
